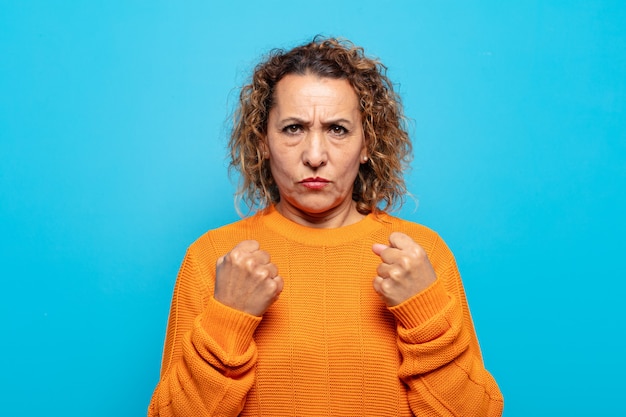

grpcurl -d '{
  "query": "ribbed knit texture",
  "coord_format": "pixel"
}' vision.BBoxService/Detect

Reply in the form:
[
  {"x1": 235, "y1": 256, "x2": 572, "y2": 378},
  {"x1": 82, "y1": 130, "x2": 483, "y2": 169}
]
[{"x1": 148, "y1": 206, "x2": 503, "y2": 416}]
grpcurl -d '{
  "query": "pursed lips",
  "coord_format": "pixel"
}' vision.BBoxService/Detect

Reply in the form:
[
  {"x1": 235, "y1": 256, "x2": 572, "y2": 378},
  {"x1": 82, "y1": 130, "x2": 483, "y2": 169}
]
[{"x1": 299, "y1": 177, "x2": 331, "y2": 190}]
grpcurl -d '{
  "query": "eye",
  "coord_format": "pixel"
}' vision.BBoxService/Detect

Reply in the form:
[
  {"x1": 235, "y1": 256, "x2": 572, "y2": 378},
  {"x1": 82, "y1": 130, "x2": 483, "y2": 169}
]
[
  {"x1": 329, "y1": 125, "x2": 348, "y2": 136},
  {"x1": 282, "y1": 124, "x2": 303, "y2": 134}
]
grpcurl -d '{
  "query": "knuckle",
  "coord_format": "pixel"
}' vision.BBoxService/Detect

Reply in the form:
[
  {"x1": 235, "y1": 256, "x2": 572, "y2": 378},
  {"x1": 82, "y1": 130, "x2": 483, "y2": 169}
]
[
  {"x1": 229, "y1": 247, "x2": 244, "y2": 262},
  {"x1": 381, "y1": 279, "x2": 394, "y2": 293},
  {"x1": 411, "y1": 244, "x2": 427, "y2": 259},
  {"x1": 269, "y1": 264, "x2": 278, "y2": 277},
  {"x1": 266, "y1": 279, "x2": 278, "y2": 292},
  {"x1": 388, "y1": 268, "x2": 403, "y2": 281},
  {"x1": 253, "y1": 267, "x2": 270, "y2": 280},
  {"x1": 398, "y1": 257, "x2": 412, "y2": 270},
  {"x1": 242, "y1": 256, "x2": 256, "y2": 270}
]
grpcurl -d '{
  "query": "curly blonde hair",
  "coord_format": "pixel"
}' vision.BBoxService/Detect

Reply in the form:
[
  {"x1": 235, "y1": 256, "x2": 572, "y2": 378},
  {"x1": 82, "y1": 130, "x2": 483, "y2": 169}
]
[{"x1": 229, "y1": 36, "x2": 412, "y2": 215}]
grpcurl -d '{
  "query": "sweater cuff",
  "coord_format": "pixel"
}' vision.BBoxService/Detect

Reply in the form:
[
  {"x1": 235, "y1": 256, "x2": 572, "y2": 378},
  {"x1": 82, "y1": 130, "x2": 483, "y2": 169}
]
[
  {"x1": 200, "y1": 297, "x2": 262, "y2": 357},
  {"x1": 389, "y1": 279, "x2": 450, "y2": 329}
]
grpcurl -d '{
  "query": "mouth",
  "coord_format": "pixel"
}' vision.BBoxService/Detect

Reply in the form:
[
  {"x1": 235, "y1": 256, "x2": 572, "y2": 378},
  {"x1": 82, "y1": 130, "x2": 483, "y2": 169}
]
[{"x1": 300, "y1": 177, "x2": 330, "y2": 190}]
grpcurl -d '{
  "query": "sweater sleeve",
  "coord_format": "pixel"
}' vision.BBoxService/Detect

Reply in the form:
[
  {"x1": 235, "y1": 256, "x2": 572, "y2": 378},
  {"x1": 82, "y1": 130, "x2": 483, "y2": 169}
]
[
  {"x1": 388, "y1": 236, "x2": 504, "y2": 417},
  {"x1": 147, "y1": 246, "x2": 262, "y2": 417}
]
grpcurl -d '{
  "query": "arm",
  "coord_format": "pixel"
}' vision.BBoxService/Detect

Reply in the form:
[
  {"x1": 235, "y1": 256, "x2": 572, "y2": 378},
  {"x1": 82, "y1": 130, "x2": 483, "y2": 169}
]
[
  {"x1": 389, "y1": 237, "x2": 503, "y2": 416},
  {"x1": 147, "y1": 247, "x2": 262, "y2": 417}
]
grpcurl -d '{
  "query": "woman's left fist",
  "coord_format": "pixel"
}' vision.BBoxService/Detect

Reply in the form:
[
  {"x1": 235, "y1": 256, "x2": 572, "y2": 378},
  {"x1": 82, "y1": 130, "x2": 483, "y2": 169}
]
[{"x1": 372, "y1": 232, "x2": 437, "y2": 307}]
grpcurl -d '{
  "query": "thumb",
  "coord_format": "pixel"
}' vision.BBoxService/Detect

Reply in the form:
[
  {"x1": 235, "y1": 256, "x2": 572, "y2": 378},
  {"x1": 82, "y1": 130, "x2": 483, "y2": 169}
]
[
  {"x1": 388, "y1": 232, "x2": 414, "y2": 250},
  {"x1": 372, "y1": 243, "x2": 389, "y2": 256}
]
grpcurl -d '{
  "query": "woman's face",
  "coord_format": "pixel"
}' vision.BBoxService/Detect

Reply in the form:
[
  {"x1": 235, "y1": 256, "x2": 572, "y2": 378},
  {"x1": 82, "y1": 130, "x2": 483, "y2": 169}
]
[{"x1": 265, "y1": 73, "x2": 367, "y2": 227}]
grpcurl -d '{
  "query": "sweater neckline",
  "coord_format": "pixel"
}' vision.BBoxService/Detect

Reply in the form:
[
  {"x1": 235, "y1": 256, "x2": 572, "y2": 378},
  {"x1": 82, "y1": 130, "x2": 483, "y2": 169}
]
[{"x1": 257, "y1": 205, "x2": 386, "y2": 246}]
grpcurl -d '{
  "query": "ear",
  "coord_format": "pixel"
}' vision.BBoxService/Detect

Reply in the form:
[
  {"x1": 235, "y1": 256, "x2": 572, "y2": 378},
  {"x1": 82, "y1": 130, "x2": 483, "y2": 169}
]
[
  {"x1": 259, "y1": 138, "x2": 270, "y2": 160},
  {"x1": 360, "y1": 141, "x2": 368, "y2": 164}
]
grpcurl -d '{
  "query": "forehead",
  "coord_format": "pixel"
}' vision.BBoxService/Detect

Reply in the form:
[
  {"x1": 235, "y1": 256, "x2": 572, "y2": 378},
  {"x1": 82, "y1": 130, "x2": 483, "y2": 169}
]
[{"x1": 271, "y1": 74, "x2": 359, "y2": 111}]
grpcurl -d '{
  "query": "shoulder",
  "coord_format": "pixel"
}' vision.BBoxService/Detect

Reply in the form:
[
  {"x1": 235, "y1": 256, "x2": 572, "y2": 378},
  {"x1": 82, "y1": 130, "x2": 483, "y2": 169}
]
[
  {"x1": 187, "y1": 211, "x2": 264, "y2": 256},
  {"x1": 375, "y1": 212, "x2": 440, "y2": 243},
  {"x1": 375, "y1": 212, "x2": 455, "y2": 260}
]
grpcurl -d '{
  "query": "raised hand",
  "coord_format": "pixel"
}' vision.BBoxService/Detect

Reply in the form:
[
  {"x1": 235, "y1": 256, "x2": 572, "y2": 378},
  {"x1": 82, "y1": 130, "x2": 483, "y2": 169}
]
[
  {"x1": 214, "y1": 240, "x2": 283, "y2": 316},
  {"x1": 372, "y1": 232, "x2": 437, "y2": 307}
]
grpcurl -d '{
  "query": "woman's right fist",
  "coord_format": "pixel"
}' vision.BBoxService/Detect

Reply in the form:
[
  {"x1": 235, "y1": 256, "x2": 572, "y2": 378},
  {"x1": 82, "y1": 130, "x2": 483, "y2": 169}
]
[{"x1": 214, "y1": 240, "x2": 283, "y2": 316}]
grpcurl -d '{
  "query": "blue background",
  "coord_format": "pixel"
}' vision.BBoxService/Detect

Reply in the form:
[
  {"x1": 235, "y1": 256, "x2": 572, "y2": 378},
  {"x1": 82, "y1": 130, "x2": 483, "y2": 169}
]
[{"x1": 1, "y1": 1, "x2": 625, "y2": 415}]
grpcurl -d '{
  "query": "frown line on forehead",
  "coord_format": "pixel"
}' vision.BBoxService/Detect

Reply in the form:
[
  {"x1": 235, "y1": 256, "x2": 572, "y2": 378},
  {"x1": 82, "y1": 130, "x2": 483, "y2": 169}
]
[{"x1": 274, "y1": 116, "x2": 355, "y2": 128}]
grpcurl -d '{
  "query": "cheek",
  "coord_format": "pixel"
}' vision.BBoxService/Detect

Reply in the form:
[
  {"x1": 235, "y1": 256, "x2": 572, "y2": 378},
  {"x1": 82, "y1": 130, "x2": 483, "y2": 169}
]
[
  {"x1": 336, "y1": 158, "x2": 363, "y2": 188},
  {"x1": 269, "y1": 158, "x2": 293, "y2": 185},
  {"x1": 345, "y1": 153, "x2": 364, "y2": 172}
]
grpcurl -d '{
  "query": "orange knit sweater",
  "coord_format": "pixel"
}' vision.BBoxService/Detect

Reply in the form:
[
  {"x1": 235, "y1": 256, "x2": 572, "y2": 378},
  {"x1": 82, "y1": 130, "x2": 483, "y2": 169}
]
[{"x1": 148, "y1": 206, "x2": 503, "y2": 416}]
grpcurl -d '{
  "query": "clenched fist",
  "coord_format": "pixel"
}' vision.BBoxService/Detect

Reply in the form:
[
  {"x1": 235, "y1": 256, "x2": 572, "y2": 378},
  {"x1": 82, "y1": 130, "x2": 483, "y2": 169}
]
[
  {"x1": 214, "y1": 240, "x2": 283, "y2": 316},
  {"x1": 372, "y1": 232, "x2": 437, "y2": 307}
]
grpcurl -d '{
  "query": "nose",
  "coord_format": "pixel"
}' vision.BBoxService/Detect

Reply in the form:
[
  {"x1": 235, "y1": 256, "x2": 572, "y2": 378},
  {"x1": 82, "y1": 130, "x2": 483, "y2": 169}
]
[{"x1": 302, "y1": 130, "x2": 328, "y2": 168}]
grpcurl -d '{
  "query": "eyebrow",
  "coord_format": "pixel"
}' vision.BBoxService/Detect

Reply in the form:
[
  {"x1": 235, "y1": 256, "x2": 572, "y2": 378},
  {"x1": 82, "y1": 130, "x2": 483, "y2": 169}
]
[{"x1": 277, "y1": 117, "x2": 354, "y2": 127}]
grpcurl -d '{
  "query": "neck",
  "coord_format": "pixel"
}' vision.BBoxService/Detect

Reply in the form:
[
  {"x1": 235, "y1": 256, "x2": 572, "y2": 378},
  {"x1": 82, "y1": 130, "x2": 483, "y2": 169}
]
[{"x1": 275, "y1": 201, "x2": 366, "y2": 229}]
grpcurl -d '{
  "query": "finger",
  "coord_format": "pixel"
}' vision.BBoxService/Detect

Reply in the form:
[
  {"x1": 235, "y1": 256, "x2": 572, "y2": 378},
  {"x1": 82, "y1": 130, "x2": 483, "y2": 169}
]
[
  {"x1": 266, "y1": 263, "x2": 278, "y2": 279},
  {"x1": 372, "y1": 275, "x2": 384, "y2": 293},
  {"x1": 373, "y1": 243, "x2": 405, "y2": 265},
  {"x1": 388, "y1": 232, "x2": 416, "y2": 250},
  {"x1": 254, "y1": 263, "x2": 278, "y2": 280},
  {"x1": 372, "y1": 276, "x2": 391, "y2": 302},
  {"x1": 229, "y1": 240, "x2": 263, "y2": 265},
  {"x1": 253, "y1": 249, "x2": 271, "y2": 265},
  {"x1": 234, "y1": 239, "x2": 261, "y2": 253},
  {"x1": 372, "y1": 243, "x2": 389, "y2": 256},
  {"x1": 376, "y1": 263, "x2": 398, "y2": 280},
  {"x1": 242, "y1": 250, "x2": 272, "y2": 276},
  {"x1": 272, "y1": 275, "x2": 284, "y2": 294},
  {"x1": 261, "y1": 275, "x2": 284, "y2": 303}
]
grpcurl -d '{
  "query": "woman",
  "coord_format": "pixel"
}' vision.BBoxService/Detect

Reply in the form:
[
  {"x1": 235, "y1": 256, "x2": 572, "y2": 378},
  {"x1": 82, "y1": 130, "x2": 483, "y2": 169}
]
[{"x1": 148, "y1": 37, "x2": 503, "y2": 416}]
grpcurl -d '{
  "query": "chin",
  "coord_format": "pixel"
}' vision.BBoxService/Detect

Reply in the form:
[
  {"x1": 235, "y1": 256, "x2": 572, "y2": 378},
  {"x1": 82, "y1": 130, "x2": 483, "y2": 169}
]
[{"x1": 294, "y1": 201, "x2": 344, "y2": 216}]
